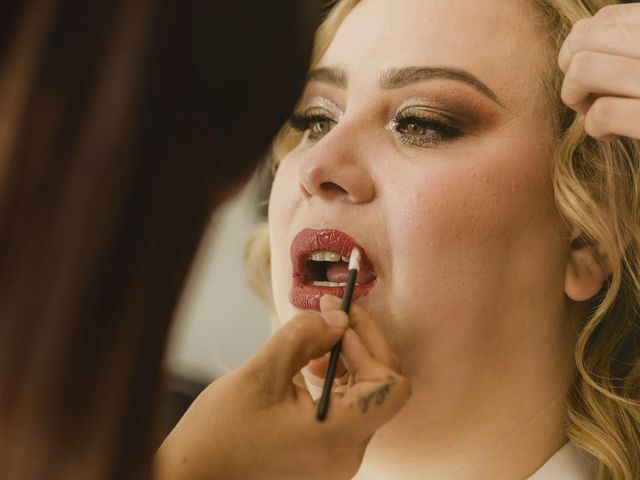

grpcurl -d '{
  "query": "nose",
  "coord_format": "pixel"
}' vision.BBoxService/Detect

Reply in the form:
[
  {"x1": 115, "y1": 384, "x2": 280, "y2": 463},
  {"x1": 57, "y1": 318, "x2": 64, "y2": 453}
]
[{"x1": 298, "y1": 128, "x2": 375, "y2": 204}]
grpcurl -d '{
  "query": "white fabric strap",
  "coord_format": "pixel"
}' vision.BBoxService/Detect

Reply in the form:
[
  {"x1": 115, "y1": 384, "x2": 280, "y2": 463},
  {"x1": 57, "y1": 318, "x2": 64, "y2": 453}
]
[{"x1": 528, "y1": 442, "x2": 596, "y2": 480}]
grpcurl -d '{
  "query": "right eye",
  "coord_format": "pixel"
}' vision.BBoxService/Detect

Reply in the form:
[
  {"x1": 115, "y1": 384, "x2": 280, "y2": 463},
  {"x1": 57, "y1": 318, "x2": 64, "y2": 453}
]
[{"x1": 289, "y1": 111, "x2": 337, "y2": 142}]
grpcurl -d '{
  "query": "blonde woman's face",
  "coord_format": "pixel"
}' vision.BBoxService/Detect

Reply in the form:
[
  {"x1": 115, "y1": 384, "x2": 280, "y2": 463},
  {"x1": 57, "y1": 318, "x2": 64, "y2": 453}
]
[{"x1": 269, "y1": 0, "x2": 574, "y2": 378}]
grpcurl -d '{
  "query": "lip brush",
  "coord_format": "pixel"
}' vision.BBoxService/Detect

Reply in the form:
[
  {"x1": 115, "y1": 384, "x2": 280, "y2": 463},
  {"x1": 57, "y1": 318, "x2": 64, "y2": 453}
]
[{"x1": 316, "y1": 247, "x2": 361, "y2": 421}]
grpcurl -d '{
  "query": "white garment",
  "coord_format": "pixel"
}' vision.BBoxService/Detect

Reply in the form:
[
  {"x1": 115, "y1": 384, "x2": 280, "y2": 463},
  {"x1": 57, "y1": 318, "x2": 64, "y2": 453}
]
[{"x1": 527, "y1": 443, "x2": 596, "y2": 480}]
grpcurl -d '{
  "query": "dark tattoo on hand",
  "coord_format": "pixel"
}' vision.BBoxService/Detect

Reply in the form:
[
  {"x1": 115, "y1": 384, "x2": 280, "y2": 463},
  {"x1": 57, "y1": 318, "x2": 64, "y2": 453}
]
[{"x1": 355, "y1": 376, "x2": 396, "y2": 413}]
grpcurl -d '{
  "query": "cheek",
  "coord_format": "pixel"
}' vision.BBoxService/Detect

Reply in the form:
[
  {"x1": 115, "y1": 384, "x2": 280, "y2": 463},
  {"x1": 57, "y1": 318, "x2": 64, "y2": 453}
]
[
  {"x1": 373, "y1": 145, "x2": 570, "y2": 371},
  {"x1": 383, "y1": 142, "x2": 567, "y2": 321},
  {"x1": 394, "y1": 166, "x2": 535, "y2": 252}
]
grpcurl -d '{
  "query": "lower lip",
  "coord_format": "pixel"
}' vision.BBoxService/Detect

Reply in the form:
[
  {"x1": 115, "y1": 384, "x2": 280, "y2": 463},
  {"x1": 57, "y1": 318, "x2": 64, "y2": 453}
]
[{"x1": 289, "y1": 281, "x2": 376, "y2": 311}]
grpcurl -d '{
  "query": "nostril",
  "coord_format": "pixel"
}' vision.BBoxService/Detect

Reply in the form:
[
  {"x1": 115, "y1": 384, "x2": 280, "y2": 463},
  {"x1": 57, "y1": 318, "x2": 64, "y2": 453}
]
[{"x1": 320, "y1": 182, "x2": 348, "y2": 194}]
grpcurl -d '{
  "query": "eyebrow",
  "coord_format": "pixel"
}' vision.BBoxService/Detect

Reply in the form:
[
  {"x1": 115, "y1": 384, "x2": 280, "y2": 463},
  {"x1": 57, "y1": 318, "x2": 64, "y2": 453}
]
[
  {"x1": 380, "y1": 66, "x2": 504, "y2": 108},
  {"x1": 307, "y1": 67, "x2": 348, "y2": 89},
  {"x1": 306, "y1": 65, "x2": 504, "y2": 108}
]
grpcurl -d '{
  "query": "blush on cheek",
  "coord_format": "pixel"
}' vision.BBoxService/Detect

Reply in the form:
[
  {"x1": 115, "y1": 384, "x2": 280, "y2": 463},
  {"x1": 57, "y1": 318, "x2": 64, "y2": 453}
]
[
  {"x1": 381, "y1": 149, "x2": 561, "y2": 370},
  {"x1": 405, "y1": 145, "x2": 556, "y2": 247},
  {"x1": 390, "y1": 172, "x2": 502, "y2": 250},
  {"x1": 385, "y1": 143, "x2": 558, "y2": 300}
]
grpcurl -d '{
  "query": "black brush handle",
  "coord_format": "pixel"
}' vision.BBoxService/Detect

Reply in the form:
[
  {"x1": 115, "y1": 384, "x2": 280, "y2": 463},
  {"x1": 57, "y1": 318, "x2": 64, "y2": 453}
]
[
  {"x1": 340, "y1": 268, "x2": 357, "y2": 312},
  {"x1": 316, "y1": 268, "x2": 358, "y2": 421}
]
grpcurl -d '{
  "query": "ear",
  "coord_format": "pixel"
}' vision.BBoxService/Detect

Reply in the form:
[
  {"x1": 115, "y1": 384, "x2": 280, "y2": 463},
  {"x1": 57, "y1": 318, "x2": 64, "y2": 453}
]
[{"x1": 564, "y1": 226, "x2": 611, "y2": 302}]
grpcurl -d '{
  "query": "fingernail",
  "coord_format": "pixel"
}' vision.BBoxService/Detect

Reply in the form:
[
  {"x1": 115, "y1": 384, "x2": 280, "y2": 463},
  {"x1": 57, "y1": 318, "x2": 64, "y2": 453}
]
[
  {"x1": 320, "y1": 294, "x2": 342, "y2": 311},
  {"x1": 323, "y1": 310, "x2": 348, "y2": 329}
]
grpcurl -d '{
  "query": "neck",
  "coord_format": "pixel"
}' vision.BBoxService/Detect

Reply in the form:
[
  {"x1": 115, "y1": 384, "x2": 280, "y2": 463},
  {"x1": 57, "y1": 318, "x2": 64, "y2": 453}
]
[{"x1": 355, "y1": 309, "x2": 577, "y2": 479}]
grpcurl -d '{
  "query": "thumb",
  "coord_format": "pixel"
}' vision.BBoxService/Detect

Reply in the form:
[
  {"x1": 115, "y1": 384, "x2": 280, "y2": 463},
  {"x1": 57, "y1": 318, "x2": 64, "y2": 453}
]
[{"x1": 247, "y1": 310, "x2": 349, "y2": 393}]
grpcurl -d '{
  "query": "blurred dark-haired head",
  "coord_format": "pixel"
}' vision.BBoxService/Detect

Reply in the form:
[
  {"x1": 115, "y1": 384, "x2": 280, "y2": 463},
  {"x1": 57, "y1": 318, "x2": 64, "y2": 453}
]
[{"x1": 0, "y1": 1, "x2": 319, "y2": 478}]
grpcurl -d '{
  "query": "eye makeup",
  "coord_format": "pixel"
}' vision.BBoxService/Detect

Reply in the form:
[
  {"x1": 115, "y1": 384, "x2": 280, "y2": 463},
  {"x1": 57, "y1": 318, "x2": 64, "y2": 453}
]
[
  {"x1": 290, "y1": 100, "x2": 466, "y2": 149},
  {"x1": 288, "y1": 83, "x2": 504, "y2": 152},
  {"x1": 386, "y1": 105, "x2": 463, "y2": 148}
]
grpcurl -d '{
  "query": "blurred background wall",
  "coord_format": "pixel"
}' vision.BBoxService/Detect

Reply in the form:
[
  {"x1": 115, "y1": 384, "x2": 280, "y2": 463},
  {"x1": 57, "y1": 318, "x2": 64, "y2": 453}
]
[
  {"x1": 156, "y1": 172, "x2": 275, "y2": 438},
  {"x1": 165, "y1": 175, "x2": 271, "y2": 384}
]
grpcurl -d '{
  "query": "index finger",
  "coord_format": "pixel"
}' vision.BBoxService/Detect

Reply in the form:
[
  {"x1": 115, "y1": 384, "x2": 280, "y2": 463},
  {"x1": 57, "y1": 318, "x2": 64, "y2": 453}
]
[
  {"x1": 320, "y1": 295, "x2": 401, "y2": 372},
  {"x1": 593, "y1": 4, "x2": 640, "y2": 23},
  {"x1": 559, "y1": 19, "x2": 640, "y2": 72}
]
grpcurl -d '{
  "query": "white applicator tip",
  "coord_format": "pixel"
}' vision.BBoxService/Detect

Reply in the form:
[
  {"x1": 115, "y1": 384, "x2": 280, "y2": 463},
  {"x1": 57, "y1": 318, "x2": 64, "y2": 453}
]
[{"x1": 348, "y1": 248, "x2": 361, "y2": 272}]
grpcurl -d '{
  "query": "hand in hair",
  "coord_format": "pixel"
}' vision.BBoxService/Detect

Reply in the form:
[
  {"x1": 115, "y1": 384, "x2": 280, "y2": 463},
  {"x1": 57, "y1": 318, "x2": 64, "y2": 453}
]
[
  {"x1": 154, "y1": 295, "x2": 411, "y2": 480},
  {"x1": 558, "y1": 3, "x2": 640, "y2": 141}
]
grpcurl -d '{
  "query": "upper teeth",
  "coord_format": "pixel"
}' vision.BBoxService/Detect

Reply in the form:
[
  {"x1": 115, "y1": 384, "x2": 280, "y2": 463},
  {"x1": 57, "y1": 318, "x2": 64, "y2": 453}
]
[{"x1": 309, "y1": 250, "x2": 344, "y2": 262}]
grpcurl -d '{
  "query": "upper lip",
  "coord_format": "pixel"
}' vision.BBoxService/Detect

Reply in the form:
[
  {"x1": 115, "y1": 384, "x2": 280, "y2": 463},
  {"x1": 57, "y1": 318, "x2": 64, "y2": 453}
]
[{"x1": 290, "y1": 228, "x2": 376, "y2": 283}]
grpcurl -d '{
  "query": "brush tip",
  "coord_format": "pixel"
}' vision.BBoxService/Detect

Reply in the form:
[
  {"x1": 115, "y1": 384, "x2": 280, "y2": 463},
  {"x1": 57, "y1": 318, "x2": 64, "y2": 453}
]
[{"x1": 348, "y1": 248, "x2": 361, "y2": 271}]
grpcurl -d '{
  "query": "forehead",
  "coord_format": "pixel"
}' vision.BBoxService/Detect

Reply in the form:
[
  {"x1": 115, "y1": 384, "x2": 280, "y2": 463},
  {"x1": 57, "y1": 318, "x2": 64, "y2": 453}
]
[{"x1": 320, "y1": 0, "x2": 552, "y2": 107}]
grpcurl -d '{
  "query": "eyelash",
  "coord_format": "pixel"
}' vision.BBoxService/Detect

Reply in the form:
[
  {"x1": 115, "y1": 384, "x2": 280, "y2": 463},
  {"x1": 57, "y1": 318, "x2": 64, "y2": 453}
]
[
  {"x1": 289, "y1": 113, "x2": 336, "y2": 142},
  {"x1": 288, "y1": 110, "x2": 463, "y2": 148}
]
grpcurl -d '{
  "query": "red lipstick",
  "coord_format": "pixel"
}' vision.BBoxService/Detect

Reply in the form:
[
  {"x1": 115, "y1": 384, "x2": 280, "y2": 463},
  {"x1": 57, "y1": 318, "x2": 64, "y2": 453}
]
[{"x1": 289, "y1": 228, "x2": 377, "y2": 310}]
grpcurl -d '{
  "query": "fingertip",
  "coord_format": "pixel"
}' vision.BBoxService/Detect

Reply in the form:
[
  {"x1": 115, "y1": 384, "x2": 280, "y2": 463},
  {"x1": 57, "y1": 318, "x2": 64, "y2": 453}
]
[
  {"x1": 320, "y1": 294, "x2": 342, "y2": 312},
  {"x1": 343, "y1": 327, "x2": 363, "y2": 348}
]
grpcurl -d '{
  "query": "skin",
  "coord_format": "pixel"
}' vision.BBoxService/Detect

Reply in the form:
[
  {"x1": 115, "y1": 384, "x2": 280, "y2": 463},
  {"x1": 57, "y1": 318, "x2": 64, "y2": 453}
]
[{"x1": 269, "y1": 0, "x2": 640, "y2": 478}]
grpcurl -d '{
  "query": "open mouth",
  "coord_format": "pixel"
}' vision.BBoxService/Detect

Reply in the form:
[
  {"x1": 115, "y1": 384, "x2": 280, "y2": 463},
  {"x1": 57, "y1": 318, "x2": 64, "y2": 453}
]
[
  {"x1": 305, "y1": 250, "x2": 375, "y2": 286},
  {"x1": 289, "y1": 228, "x2": 377, "y2": 310}
]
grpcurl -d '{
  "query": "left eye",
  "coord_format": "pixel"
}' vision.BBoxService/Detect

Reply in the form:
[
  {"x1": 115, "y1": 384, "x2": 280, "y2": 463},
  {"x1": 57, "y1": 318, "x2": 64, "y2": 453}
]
[
  {"x1": 392, "y1": 115, "x2": 462, "y2": 147},
  {"x1": 396, "y1": 120, "x2": 430, "y2": 137}
]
